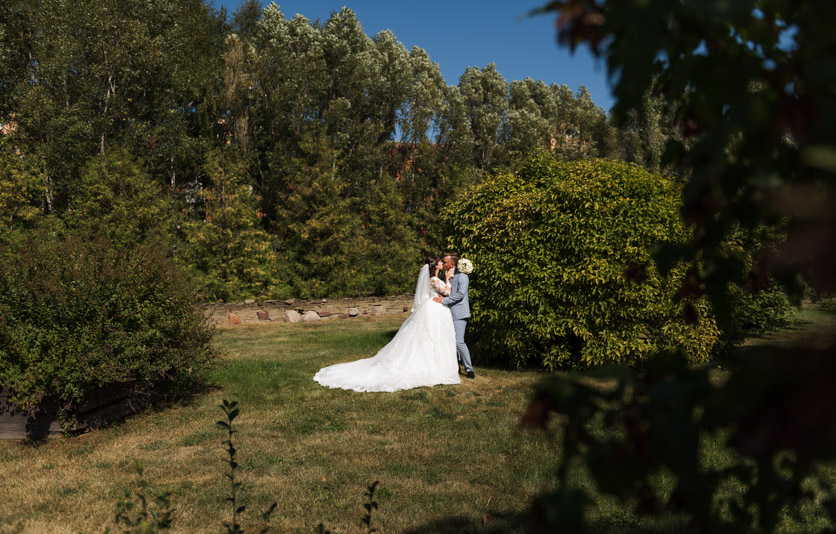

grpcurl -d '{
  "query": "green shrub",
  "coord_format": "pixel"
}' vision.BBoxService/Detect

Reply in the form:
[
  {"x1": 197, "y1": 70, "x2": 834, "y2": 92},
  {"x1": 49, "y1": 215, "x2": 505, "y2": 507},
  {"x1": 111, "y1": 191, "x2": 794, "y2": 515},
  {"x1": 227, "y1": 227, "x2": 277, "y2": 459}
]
[
  {"x1": 442, "y1": 151, "x2": 720, "y2": 369},
  {"x1": 0, "y1": 229, "x2": 217, "y2": 421},
  {"x1": 724, "y1": 282, "x2": 797, "y2": 343}
]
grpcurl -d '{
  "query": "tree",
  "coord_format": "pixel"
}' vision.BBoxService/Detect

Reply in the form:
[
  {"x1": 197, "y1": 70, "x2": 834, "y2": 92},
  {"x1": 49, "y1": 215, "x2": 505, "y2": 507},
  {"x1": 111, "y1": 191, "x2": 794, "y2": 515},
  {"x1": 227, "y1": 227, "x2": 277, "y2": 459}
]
[
  {"x1": 3, "y1": 0, "x2": 629, "y2": 302},
  {"x1": 359, "y1": 171, "x2": 423, "y2": 295},
  {"x1": 271, "y1": 133, "x2": 367, "y2": 298},
  {"x1": 435, "y1": 84, "x2": 476, "y2": 172},
  {"x1": 370, "y1": 30, "x2": 411, "y2": 145},
  {"x1": 70, "y1": 148, "x2": 172, "y2": 248},
  {"x1": 0, "y1": 137, "x2": 44, "y2": 233},
  {"x1": 220, "y1": 33, "x2": 256, "y2": 151},
  {"x1": 320, "y1": 7, "x2": 387, "y2": 192},
  {"x1": 1, "y1": 0, "x2": 224, "y2": 212},
  {"x1": 251, "y1": 6, "x2": 329, "y2": 224},
  {"x1": 504, "y1": 78, "x2": 552, "y2": 156},
  {"x1": 458, "y1": 63, "x2": 509, "y2": 171},
  {"x1": 398, "y1": 47, "x2": 446, "y2": 145},
  {"x1": 548, "y1": 84, "x2": 617, "y2": 159},
  {"x1": 180, "y1": 148, "x2": 276, "y2": 301},
  {"x1": 620, "y1": 86, "x2": 669, "y2": 170},
  {"x1": 231, "y1": 0, "x2": 264, "y2": 42}
]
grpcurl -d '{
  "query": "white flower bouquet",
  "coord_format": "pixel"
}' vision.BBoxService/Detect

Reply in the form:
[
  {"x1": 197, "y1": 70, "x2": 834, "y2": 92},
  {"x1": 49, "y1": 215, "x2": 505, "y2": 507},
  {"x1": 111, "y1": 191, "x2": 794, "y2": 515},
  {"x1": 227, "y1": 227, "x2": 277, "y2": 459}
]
[{"x1": 457, "y1": 258, "x2": 473, "y2": 274}]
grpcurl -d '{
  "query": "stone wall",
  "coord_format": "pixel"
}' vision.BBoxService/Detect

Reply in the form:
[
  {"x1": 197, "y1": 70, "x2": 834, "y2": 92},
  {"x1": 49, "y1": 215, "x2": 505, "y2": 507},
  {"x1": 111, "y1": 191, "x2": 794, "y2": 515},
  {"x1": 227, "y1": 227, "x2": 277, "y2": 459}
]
[{"x1": 201, "y1": 295, "x2": 414, "y2": 326}]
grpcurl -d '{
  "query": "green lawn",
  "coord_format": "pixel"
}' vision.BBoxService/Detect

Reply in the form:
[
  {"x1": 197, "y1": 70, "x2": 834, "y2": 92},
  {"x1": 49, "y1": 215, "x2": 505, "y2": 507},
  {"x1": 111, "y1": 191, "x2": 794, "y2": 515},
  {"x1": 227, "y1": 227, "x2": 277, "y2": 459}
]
[{"x1": 1, "y1": 307, "x2": 833, "y2": 533}]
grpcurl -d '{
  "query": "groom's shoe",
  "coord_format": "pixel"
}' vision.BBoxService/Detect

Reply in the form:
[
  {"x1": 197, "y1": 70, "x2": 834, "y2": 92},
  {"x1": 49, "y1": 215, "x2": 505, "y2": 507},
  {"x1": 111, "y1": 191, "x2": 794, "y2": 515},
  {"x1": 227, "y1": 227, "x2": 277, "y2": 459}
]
[{"x1": 466, "y1": 370, "x2": 475, "y2": 379}]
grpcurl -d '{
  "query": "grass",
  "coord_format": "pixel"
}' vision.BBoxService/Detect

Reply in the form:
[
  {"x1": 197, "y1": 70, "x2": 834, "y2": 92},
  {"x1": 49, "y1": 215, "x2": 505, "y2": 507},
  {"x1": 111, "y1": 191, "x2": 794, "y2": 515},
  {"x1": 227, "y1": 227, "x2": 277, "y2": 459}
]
[
  {"x1": 740, "y1": 303, "x2": 836, "y2": 349},
  {"x1": 0, "y1": 317, "x2": 556, "y2": 533},
  {"x1": 1, "y1": 306, "x2": 834, "y2": 533}
]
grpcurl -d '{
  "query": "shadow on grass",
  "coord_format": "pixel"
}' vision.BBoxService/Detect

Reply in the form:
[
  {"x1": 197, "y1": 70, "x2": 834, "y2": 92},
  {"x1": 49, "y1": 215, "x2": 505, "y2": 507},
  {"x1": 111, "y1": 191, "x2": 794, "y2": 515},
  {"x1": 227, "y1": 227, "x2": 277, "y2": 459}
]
[
  {"x1": 716, "y1": 301, "x2": 836, "y2": 370},
  {"x1": 9, "y1": 373, "x2": 217, "y2": 443},
  {"x1": 402, "y1": 511, "x2": 528, "y2": 534},
  {"x1": 381, "y1": 328, "x2": 399, "y2": 342},
  {"x1": 400, "y1": 512, "x2": 688, "y2": 534}
]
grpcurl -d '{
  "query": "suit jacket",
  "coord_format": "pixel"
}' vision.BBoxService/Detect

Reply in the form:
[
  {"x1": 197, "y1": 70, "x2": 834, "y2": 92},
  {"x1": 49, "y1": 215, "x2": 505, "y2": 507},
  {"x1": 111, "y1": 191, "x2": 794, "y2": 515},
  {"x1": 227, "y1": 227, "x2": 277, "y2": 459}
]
[{"x1": 442, "y1": 270, "x2": 470, "y2": 320}]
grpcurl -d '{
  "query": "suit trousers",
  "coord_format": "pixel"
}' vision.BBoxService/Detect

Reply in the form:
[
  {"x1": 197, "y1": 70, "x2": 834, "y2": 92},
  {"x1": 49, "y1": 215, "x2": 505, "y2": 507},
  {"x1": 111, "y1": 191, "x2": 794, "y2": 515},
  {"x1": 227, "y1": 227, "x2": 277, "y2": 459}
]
[{"x1": 453, "y1": 318, "x2": 472, "y2": 372}]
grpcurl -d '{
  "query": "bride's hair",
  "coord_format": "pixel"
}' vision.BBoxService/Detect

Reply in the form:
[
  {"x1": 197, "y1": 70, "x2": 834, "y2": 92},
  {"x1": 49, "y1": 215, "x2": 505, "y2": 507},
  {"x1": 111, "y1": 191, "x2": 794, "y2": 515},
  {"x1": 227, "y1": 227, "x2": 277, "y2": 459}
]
[{"x1": 425, "y1": 256, "x2": 440, "y2": 269}]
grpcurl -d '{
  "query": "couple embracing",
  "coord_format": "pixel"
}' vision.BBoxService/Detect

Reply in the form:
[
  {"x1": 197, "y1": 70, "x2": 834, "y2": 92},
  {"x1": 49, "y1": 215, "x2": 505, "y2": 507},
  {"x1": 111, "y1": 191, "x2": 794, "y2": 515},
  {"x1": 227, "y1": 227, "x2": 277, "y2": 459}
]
[{"x1": 314, "y1": 251, "x2": 474, "y2": 392}]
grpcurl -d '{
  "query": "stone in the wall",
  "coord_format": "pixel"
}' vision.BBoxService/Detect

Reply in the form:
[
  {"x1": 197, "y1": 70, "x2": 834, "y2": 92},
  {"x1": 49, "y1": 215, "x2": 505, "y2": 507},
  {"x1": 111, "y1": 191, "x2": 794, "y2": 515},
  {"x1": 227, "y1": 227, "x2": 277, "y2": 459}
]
[
  {"x1": 283, "y1": 299, "x2": 295, "y2": 305},
  {"x1": 257, "y1": 311, "x2": 270, "y2": 321},
  {"x1": 372, "y1": 305, "x2": 385, "y2": 316},
  {"x1": 301, "y1": 310, "x2": 321, "y2": 322},
  {"x1": 244, "y1": 299, "x2": 255, "y2": 304},
  {"x1": 318, "y1": 311, "x2": 331, "y2": 317},
  {"x1": 339, "y1": 313, "x2": 350, "y2": 319},
  {"x1": 228, "y1": 313, "x2": 242, "y2": 325},
  {"x1": 403, "y1": 306, "x2": 410, "y2": 312},
  {"x1": 348, "y1": 307, "x2": 360, "y2": 317},
  {"x1": 284, "y1": 310, "x2": 302, "y2": 323}
]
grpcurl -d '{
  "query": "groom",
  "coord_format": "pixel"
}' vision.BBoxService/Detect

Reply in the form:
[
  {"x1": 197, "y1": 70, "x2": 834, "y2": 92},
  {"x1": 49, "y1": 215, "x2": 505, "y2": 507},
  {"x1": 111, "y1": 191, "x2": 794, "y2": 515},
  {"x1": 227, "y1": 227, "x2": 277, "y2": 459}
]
[{"x1": 433, "y1": 251, "x2": 474, "y2": 379}]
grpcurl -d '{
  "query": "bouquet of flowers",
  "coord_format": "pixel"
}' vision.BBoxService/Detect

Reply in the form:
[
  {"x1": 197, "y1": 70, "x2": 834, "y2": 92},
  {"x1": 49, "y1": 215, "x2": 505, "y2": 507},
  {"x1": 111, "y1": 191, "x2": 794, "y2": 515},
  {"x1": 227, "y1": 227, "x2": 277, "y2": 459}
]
[{"x1": 457, "y1": 258, "x2": 473, "y2": 274}]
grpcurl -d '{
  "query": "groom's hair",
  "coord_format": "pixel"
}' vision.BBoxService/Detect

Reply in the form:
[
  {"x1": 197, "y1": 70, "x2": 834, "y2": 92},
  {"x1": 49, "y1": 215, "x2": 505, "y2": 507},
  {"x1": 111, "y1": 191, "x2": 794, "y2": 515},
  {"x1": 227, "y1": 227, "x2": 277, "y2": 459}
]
[{"x1": 442, "y1": 251, "x2": 459, "y2": 264}]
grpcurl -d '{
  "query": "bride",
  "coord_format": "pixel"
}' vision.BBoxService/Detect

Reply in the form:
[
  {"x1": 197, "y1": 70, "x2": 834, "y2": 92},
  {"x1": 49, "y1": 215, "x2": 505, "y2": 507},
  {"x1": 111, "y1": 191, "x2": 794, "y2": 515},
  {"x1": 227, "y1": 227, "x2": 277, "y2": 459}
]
[{"x1": 313, "y1": 257, "x2": 460, "y2": 392}]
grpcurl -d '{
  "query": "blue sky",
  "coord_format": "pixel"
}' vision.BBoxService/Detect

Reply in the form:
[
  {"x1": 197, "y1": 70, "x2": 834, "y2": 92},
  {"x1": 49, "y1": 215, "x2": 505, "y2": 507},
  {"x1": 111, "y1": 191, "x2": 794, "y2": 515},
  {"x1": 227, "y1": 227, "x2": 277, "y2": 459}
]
[{"x1": 213, "y1": 0, "x2": 615, "y2": 111}]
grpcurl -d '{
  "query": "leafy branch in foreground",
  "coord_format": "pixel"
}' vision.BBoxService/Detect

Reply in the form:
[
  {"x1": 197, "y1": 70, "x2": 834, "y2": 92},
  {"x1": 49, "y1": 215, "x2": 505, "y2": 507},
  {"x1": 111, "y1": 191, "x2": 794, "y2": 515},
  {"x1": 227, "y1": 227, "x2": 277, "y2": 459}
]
[
  {"x1": 523, "y1": 350, "x2": 836, "y2": 533},
  {"x1": 317, "y1": 480, "x2": 381, "y2": 534},
  {"x1": 217, "y1": 399, "x2": 277, "y2": 534},
  {"x1": 103, "y1": 399, "x2": 382, "y2": 533},
  {"x1": 105, "y1": 460, "x2": 174, "y2": 534},
  {"x1": 535, "y1": 0, "x2": 836, "y2": 318}
]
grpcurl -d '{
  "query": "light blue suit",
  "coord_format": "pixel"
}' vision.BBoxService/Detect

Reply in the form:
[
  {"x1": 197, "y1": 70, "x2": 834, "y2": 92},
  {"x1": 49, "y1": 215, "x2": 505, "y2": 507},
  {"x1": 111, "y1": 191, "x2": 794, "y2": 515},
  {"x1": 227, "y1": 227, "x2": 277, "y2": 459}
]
[{"x1": 442, "y1": 271, "x2": 472, "y2": 372}]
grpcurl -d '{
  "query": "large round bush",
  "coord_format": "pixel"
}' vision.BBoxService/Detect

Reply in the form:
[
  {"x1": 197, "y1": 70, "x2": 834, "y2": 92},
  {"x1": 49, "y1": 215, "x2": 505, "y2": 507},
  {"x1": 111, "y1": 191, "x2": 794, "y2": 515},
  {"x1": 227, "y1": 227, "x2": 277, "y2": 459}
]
[
  {"x1": 0, "y1": 229, "x2": 217, "y2": 420},
  {"x1": 443, "y1": 152, "x2": 720, "y2": 369}
]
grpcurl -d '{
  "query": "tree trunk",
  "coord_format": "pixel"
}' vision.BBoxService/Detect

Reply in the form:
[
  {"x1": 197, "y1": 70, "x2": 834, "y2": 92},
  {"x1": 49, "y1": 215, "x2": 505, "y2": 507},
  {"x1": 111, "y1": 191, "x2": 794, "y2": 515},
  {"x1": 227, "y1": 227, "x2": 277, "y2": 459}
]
[{"x1": 43, "y1": 174, "x2": 54, "y2": 214}]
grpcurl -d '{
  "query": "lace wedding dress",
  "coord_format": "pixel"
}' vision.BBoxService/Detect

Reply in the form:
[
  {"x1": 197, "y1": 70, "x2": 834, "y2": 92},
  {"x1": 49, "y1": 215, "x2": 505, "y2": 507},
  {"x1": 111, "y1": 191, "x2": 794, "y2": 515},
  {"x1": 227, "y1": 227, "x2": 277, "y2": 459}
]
[{"x1": 313, "y1": 265, "x2": 459, "y2": 392}]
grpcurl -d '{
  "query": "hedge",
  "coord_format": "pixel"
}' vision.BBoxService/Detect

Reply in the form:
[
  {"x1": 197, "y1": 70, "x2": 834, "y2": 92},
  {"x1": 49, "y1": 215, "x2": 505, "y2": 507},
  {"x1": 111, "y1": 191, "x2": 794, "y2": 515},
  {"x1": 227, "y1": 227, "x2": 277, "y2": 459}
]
[{"x1": 443, "y1": 152, "x2": 720, "y2": 369}]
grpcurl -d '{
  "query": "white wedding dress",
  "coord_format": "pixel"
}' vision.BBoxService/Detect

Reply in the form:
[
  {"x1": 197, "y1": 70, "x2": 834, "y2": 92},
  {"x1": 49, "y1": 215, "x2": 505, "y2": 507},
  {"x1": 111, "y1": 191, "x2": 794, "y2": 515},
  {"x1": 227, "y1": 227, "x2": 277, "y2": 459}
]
[{"x1": 313, "y1": 265, "x2": 459, "y2": 392}]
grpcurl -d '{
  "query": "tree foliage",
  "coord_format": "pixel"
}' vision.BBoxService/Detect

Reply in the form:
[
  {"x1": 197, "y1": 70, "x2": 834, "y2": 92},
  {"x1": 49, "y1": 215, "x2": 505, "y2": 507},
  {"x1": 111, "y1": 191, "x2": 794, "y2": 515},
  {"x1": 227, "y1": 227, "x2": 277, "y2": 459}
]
[
  {"x1": 70, "y1": 148, "x2": 173, "y2": 247},
  {"x1": 179, "y1": 148, "x2": 276, "y2": 302},
  {"x1": 2, "y1": 0, "x2": 787, "y2": 304},
  {"x1": 0, "y1": 136, "x2": 44, "y2": 232}
]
